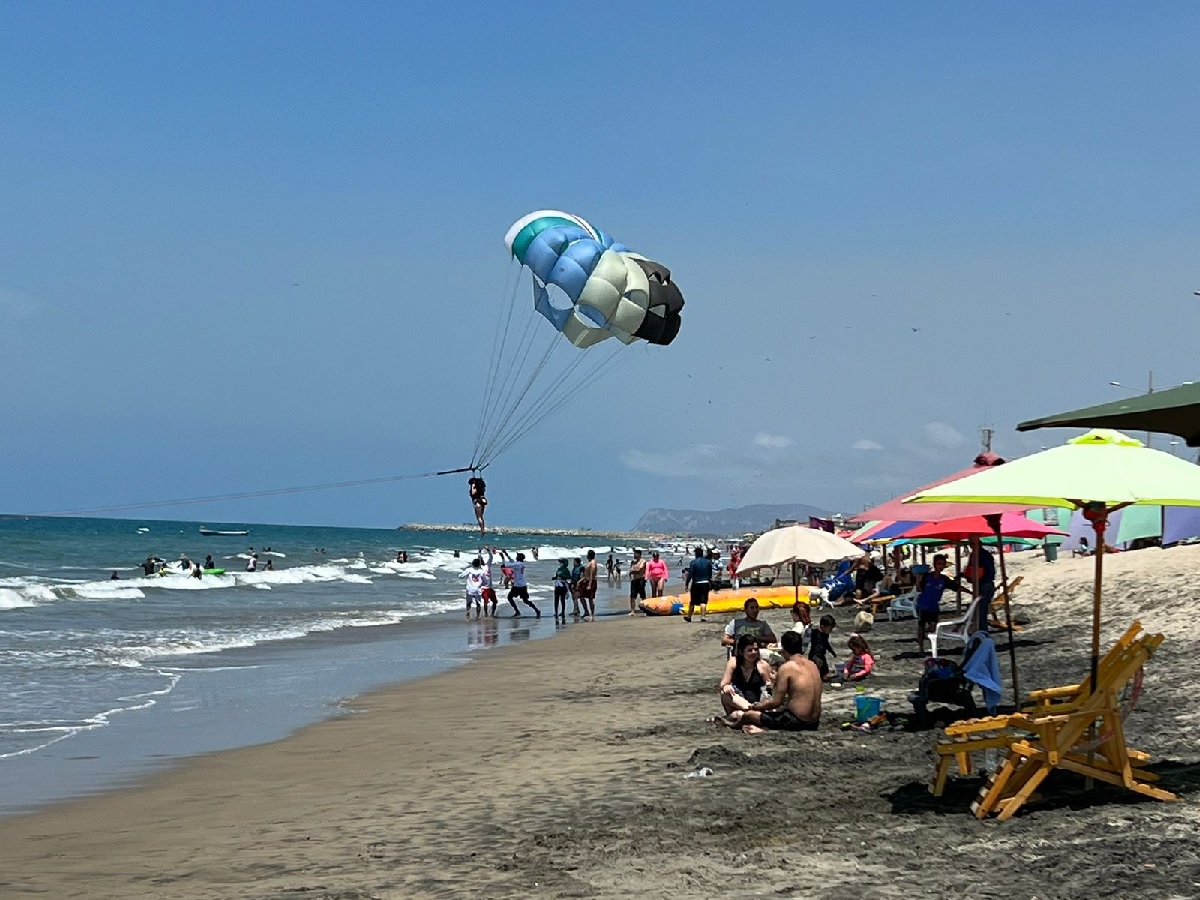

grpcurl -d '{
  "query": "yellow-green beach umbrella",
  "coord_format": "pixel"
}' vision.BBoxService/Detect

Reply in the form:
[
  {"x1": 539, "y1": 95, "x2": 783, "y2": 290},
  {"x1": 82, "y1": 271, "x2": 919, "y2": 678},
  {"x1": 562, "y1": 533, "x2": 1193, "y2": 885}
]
[{"x1": 904, "y1": 429, "x2": 1200, "y2": 695}]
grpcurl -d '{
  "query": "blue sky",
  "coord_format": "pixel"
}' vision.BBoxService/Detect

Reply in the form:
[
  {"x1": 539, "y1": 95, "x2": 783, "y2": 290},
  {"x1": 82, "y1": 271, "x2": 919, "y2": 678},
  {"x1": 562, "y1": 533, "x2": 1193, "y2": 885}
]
[{"x1": 2, "y1": 3, "x2": 1198, "y2": 530}]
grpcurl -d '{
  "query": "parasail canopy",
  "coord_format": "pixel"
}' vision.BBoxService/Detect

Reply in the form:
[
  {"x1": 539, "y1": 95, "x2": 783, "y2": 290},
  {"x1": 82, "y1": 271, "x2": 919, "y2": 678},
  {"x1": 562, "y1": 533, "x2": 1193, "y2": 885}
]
[{"x1": 505, "y1": 210, "x2": 684, "y2": 349}]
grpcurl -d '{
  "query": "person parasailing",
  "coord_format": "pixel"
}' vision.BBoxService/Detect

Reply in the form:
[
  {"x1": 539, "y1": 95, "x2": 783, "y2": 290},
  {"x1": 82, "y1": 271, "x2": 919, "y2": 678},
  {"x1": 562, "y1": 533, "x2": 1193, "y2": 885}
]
[{"x1": 469, "y1": 475, "x2": 487, "y2": 536}]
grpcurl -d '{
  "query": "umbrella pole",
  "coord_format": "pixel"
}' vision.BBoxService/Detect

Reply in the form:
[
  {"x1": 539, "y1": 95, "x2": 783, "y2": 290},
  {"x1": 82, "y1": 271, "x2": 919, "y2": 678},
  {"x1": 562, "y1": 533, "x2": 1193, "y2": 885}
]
[
  {"x1": 1082, "y1": 506, "x2": 1110, "y2": 794},
  {"x1": 1090, "y1": 515, "x2": 1106, "y2": 696},
  {"x1": 988, "y1": 517, "x2": 1019, "y2": 703},
  {"x1": 954, "y1": 543, "x2": 963, "y2": 613}
]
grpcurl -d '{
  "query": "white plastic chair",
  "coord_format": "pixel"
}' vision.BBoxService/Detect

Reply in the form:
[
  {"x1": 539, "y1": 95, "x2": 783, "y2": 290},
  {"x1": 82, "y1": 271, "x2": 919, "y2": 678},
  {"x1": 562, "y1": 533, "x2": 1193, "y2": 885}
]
[
  {"x1": 929, "y1": 595, "x2": 985, "y2": 658},
  {"x1": 886, "y1": 589, "x2": 919, "y2": 621}
]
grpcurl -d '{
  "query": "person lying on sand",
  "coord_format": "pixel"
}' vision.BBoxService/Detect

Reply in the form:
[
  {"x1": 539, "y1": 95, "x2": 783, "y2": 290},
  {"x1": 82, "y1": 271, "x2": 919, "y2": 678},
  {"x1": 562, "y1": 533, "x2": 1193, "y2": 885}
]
[{"x1": 716, "y1": 630, "x2": 821, "y2": 733}]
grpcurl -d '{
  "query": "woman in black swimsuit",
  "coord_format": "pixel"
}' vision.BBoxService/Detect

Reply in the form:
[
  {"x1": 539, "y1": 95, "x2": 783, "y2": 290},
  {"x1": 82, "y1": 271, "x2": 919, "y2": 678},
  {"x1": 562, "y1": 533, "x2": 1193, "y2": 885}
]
[{"x1": 718, "y1": 634, "x2": 774, "y2": 715}]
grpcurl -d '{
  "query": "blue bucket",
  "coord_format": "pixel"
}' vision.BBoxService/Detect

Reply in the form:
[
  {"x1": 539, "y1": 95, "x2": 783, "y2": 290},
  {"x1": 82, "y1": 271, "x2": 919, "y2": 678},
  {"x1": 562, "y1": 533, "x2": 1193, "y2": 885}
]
[{"x1": 854, "y1": 695, "x2": 884, "y2": 721}]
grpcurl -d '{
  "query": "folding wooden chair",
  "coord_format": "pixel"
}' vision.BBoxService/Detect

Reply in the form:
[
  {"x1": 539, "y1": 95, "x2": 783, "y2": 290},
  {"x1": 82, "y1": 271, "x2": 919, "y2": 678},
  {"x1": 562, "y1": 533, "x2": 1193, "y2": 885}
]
[
  {"x1": 987, "y1": 575, "x2": 1024, "y2": 632},
  {"x1": 929, "y1": 622, "x2": 1178, "y2": 820}
]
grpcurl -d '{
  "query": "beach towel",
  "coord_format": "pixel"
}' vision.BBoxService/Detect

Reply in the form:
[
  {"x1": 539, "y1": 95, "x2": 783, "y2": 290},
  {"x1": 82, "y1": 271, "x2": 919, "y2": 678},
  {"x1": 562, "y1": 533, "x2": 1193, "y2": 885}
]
[{"x1": 961, "y1": 630, "x2": 1002, "y2": 714}]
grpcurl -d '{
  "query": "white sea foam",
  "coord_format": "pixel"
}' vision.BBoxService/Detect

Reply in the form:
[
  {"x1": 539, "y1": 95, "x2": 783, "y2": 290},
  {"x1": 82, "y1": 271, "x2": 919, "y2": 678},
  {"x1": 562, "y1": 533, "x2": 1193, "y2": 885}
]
[
  {"x1": 70, "y1": 585, "x2": 147, "y2": 601},
  {"x1": 0, "y1": 589, "x2": 36, "y2": 610}
]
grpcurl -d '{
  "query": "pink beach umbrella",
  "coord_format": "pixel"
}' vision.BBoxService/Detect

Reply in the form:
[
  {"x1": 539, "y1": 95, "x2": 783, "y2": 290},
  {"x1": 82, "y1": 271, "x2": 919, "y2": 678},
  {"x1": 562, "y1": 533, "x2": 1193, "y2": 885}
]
[{"x1": 857, "y1": 452, "x2": 1034, "y2": 523}]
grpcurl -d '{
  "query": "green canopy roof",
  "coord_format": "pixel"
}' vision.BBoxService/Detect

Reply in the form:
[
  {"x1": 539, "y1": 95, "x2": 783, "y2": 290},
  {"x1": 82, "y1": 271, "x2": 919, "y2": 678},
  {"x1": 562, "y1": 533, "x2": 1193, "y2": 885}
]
[{"x1": 1017, "y1": 381, "x2": 1200, "y2": 447}]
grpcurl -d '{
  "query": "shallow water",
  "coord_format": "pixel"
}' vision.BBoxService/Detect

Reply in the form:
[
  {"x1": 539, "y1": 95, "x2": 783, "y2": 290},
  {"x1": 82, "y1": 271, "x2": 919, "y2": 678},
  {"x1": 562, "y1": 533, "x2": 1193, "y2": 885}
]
[{"x1": 0, "y1": 515, "x2": 633, "y2": 815}]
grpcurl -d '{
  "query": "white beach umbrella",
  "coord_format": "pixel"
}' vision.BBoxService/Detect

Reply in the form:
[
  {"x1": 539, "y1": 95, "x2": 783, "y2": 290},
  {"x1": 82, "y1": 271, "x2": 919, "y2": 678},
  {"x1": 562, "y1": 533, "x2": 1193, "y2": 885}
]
[{"x1": 736, "y1": 525, "x2": 863, "y2": 605}]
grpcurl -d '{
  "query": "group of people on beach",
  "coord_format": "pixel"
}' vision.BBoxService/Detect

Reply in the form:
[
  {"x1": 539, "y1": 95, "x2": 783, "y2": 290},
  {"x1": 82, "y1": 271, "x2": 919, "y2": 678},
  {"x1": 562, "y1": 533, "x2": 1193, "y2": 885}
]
[
  {"x1": 459, "y1": 544, "x2": 687, "y2": 623},
  {"x1": 460, "y1": 546, "x2": 559, "y2": 621},
  {"x1": 713, "y1": 597, "x2": 876, "y2": 733},
  {"x1": 818, "y1": 541, "x2": 998, "y2": 652}
]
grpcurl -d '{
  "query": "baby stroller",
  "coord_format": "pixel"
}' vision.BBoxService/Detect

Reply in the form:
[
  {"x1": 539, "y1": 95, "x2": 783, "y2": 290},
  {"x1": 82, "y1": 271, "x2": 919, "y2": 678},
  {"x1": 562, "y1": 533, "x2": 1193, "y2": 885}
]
[{"x1": 907, "y1": 632, "x2": 994, "y2": 728}]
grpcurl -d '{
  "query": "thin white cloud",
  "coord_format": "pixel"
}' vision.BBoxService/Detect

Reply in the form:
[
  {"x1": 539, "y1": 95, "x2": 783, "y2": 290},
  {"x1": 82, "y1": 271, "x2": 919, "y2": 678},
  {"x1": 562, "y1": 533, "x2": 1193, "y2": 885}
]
[
  {"x1": 753, "y1": 432, "x2": 793, "y2": 449},
  {"x1": 852, "y1": 439, "x2": 883, "y2": 451},
  {"x1": 924, "y1": 421, "x2": 965, "y2": 449}
]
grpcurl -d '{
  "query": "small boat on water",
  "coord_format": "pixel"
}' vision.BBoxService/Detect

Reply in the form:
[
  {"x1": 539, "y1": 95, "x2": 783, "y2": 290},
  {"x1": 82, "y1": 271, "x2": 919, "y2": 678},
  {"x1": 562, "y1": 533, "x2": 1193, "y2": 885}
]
[{"x1": 199, "y1": 527, "x2": 250, "y2": 536}]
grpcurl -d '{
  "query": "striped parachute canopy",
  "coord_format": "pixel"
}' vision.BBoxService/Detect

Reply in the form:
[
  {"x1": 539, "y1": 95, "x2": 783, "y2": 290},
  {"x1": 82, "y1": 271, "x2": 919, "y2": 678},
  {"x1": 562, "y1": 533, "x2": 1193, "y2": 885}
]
[{"x1": 504, "y1": 210, "x2": 684, "y2": 349}]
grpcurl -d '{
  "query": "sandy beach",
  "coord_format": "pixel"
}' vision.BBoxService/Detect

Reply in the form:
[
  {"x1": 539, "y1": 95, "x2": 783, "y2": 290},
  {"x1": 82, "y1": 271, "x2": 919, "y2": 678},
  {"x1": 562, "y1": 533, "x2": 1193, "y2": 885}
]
[{"x1": 3, "y1": 546, "x2": 1200, "y2": 899}]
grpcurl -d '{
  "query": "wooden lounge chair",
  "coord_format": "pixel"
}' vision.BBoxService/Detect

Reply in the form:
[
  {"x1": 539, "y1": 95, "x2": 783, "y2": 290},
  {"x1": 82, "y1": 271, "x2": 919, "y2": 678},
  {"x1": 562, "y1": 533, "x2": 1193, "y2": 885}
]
[
  {"x1": 987, "y1": 576, "x2": 1024, "y2": 632},
  {"x1": 930, "y1": 623, "x2": 1145, "y2": 788},
  {"x1": 929, "y1": 621, "x2": 1177, "y2": 820}
]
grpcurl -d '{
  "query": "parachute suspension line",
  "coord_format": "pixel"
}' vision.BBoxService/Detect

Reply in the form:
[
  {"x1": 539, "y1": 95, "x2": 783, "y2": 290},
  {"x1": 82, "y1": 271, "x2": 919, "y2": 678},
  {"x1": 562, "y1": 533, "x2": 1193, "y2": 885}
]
[
  {"x1": 483, "y1": 342, "x2": 629, "y2": 465},
  {"x1": 36, "y1": 467, "x2": 475, "y2": 517},
  {"x1": 471, "y1": 259, "x2": 523, "y2": 467},
  {"x1": 473, "y1": 323, "x2": 561, "y2": 467},
  {"x1": 477, "y1": 340, "x2": 629, "y2": 468},
  {"x1": 476, "y1": 333, "x2": 569, "y2": 466},
  {"x1": 472, "y1": 276, "x2": 549, "y2": 467},
  {"x1": 487, "y1": 343, "x2": 628, "y2": 460},
  {"x1": 482, "y1": 342, "x2": 600, "y2": 461},
  {"x1": 470, "y1": 260, "x2": 514, "y2": 464}
]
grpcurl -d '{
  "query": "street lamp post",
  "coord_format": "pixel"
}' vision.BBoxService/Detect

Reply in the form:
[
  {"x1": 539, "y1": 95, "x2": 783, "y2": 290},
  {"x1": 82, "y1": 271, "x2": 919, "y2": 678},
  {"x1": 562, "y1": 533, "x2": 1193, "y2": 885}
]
[{"x1": 1109, "y1": 370, "x2": 1154, "y2": 447}]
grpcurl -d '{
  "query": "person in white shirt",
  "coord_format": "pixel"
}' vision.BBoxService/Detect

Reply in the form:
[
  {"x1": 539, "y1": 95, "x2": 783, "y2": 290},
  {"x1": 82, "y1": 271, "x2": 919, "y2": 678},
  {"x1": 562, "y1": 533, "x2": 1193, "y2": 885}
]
[
  {"x1": 500, "y1": 550, "x2": 541, "y2": 618},
  {"x1": 461, "y1": 557, "x2": 486, "y2": 620}
]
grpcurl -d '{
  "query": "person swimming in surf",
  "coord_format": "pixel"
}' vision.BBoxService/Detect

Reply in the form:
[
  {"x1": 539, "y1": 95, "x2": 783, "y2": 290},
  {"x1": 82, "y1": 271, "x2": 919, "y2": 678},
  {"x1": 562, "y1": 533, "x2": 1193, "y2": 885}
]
[{"x1": 468, "y1": 476, "x2": 487, "y2": 536}]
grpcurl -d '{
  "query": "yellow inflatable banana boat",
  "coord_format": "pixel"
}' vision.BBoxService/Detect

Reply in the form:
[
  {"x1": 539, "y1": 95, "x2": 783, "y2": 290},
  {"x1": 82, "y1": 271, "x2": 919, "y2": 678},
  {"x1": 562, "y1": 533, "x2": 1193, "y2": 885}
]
[{"x1": 638, "y1": 584, "x2": 812, "y2": 616}]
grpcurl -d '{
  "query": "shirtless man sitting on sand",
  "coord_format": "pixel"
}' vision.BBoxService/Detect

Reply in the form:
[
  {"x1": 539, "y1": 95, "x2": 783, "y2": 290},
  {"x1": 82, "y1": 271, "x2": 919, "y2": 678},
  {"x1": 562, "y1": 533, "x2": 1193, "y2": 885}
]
[{"x1": 717, "y1": 630, "x2": 821, "y2": 733}]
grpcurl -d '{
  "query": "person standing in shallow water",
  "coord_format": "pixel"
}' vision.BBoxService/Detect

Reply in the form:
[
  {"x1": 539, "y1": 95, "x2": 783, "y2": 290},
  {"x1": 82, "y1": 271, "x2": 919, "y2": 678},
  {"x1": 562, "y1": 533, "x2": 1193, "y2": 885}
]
[
  {"x1": 577, "y1": 550, "x2": 599, "y2": 621},
  {"x1": 646, "y1": 550, "x2": 669, "y2": 598},
  {"x1": 552, "y1": 558, "x2": 571, "y2": 620},
  {"x1": 627, "y1": 549, "x2": 647, "y2": 615},
  {"x1": 461, "y1": 556, "x2": 485, "y2": 620},
  {"x1": 569, "y1": 557, "x2": 584, "y2": 617}
]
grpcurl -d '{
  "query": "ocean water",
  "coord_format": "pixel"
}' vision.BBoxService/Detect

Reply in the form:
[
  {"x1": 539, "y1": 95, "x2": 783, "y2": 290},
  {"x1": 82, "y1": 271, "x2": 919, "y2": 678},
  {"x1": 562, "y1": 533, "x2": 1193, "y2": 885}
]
[{"x1": 0, "y1": 516, "x2": 638, "y2": 816}]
